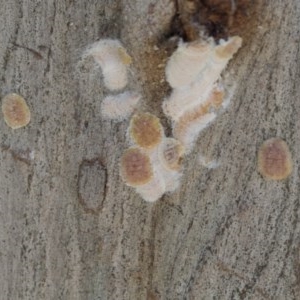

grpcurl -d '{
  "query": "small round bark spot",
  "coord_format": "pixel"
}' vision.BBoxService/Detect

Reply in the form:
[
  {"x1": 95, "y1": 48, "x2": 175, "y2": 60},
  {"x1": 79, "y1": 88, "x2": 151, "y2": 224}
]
[
  {"x1": 120, "y1": 148, "x2": 153, "y2": 186},
  {"x1": 258, "y1": 138, "x2": 292, "y2": 180},
  {"x1": 2, "y1": 93, "x2": 31, "y2": 129}
]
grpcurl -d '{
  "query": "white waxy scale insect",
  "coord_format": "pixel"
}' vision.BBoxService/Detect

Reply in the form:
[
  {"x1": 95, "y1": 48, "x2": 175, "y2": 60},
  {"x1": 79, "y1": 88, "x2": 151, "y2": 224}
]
[
  {"x1": 101, "y1": 91, "x2": 141, "y2": 120},
  {"x1": 86, "y1": 39, "x2": 132, "y2": 91}
]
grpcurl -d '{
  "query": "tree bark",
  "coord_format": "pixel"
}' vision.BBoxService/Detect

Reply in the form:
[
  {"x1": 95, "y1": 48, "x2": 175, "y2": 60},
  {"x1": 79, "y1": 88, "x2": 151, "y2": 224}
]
[{"x1": 0, "y1": 1, "x2": 300, "y2": 299}]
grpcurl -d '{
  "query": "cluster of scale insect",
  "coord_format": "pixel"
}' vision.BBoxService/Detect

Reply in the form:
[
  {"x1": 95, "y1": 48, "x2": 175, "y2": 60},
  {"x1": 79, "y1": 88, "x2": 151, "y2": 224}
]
[
  {"x1": 84, "y1": 39, "x2": 183, "y2": 202},
  {"x1": 163, "y1": 36, "x2": 242, "y2": 152},
  {"x1": 120, "y1": 112, "x2": 184, "y2": 202},
  {"x1": 85, "y1": 39, "x2": 141, "y2": 121},
  {"x1": 86, "y1": 35, "x2": 246, "y2": 202}
]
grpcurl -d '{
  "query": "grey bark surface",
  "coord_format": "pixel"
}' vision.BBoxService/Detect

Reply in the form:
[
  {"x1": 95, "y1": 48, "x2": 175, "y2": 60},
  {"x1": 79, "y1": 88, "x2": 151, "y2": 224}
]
[{"x1": 0, "y1": 1, "x2": 300, "y2": 300}]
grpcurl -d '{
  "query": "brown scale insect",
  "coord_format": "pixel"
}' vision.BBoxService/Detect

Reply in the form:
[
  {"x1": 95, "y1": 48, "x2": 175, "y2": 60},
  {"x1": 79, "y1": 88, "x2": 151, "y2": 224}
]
[
  {"x1": 120, "y1": 147, "x2": 153, "y2": 186},
  {"x1": 257, "y1": 138, "x2": 293, "y2": 181}
]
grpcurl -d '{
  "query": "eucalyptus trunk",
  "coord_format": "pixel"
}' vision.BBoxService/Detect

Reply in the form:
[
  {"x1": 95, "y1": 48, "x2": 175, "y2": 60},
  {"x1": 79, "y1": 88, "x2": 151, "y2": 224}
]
[{"x1": 0, "y1": 1, "x2": 299, "y2": 299}]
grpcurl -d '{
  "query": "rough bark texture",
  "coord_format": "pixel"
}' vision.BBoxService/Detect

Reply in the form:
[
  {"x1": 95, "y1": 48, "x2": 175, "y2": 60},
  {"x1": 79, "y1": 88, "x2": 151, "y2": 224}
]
[{"x1": 0, "y1": 1, "x2": 300, "y2": 299}]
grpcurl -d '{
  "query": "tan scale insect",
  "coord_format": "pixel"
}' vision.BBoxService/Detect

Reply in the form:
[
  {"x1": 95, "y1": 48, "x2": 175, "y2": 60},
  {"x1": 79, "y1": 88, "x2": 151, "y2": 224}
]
[
  {"x1": 128, "y1": 112, "x2": 164, "y2": 149},
  {"x1": 258, "y1": 138, "x2": 293, "y2": 180},
  {"x1": 2, "y1": 93, "x2": 31, "y2": 129}
]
